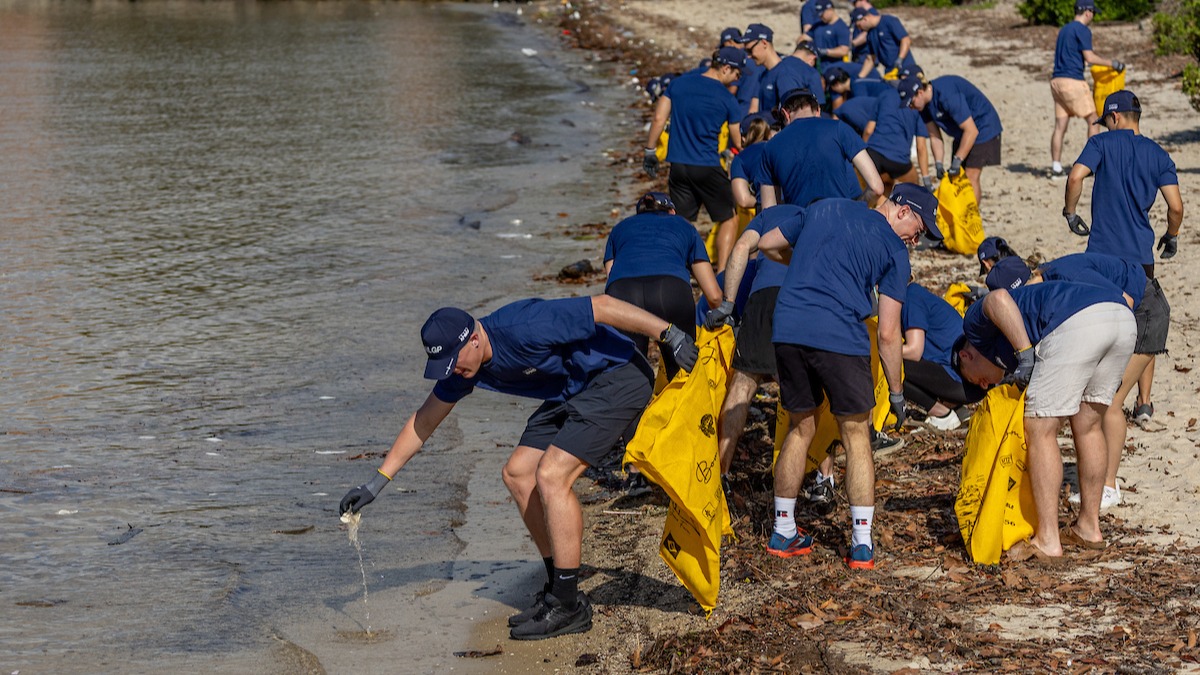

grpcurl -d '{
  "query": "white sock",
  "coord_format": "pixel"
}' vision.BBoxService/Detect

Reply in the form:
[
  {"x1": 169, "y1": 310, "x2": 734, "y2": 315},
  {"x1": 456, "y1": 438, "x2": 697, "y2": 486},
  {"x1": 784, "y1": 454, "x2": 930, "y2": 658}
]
[
  {"x1": 850, "y1": 505, "x2": 874, "y2": 549},
  {"x1": 1052, "y1": 161, "x2": 1063, "y2": 173},
  {"x1": 774, "y1": 497, "x2": 798, "y2": 538}
]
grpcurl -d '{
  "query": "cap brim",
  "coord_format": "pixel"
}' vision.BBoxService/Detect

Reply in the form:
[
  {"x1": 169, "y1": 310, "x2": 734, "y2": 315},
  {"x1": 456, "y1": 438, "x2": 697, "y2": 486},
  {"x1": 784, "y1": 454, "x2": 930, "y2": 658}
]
[
  {"x1": 978, "y1": 261, "x2": 988, "y2": 276},
  {"x1": 424, "y1": 353, "x2": 459, "y2": 380},
  {"x1": 923, "y1": 216, "x2": 943, "y2": 242},
  {"x1": 1093, "y1": 113, "x2": 1111, "y2": 126}
]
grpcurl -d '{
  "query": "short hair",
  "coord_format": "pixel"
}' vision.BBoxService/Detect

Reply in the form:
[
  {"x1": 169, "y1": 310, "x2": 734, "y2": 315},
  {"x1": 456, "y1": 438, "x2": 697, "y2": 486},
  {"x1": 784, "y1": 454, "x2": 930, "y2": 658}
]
[
  {"x1": 793, "y1": 42, "x2": 815, "y2": 56},
  {"x1": 780, "y1": 89, "x2": 820, "y2": 115}
]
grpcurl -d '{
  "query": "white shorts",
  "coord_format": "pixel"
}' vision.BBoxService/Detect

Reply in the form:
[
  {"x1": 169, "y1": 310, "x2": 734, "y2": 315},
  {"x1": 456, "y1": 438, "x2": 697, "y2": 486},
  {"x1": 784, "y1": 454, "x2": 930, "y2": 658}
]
[{"x1": 1024, "y1": 302, "x2": 1136, "y2": 418}]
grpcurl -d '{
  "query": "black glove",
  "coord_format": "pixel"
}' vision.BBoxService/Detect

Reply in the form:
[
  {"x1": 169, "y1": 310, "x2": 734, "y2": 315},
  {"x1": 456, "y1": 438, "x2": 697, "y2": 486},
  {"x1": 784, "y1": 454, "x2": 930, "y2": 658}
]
[
  {"x1": 1064, "y1": 210, "x2": 1090, "y2": 236},
  {"x1": 1112, "y1": 59, "x2": 1125, "y2": 73},
  {"x1": 888, "y1": 392, "x2": 906, "y2": 431},
  {"x1": 339, "y1": 471, "x2": 391, "y2": 515},
  {"x1": 704, "y1": 300, "x2": 735, "y2": 330},
  {"x1": 935, "y1": 162, "x2": 945, "y2": 181},
  {"x1": 921, "y1": 175, "x2": 934, "y2": 192},
  {"x1": 948, "y1": 156, "x2": 963, "y2": 178},
  {"x1": 661, "y1": 324, "x2": 698, "y2": 372},
  {"x1": 1158, "y1": 232, "x2": 1179, "y2": 259},
  {"x1": 892, "y1": 58, "x2": 904, "y2": 72},
  {"x1": 1003, "y1": 347, "x2": 1036, "y2": 391},
  {"x1": 642, "y1": 148, "x2": 659, "y2": 179}
]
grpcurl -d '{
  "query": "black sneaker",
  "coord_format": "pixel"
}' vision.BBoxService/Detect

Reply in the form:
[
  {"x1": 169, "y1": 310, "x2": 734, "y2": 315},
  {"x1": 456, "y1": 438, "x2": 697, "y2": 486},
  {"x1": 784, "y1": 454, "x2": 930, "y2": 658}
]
[
  {"x1": 871, "y1": 430, "x2": 905, "y2": 455},
  {"x1": 509, "y1": 592, "x2": 592, "y2": 641},
  {"x1": 507, "y1": 590, "x2": 546, "y2": 627},
  {"x1": 624, "y1": 473, "x2": 652, "y2": 497},
  {"x1": 806, "y1": 475, "x2": 836, "y2": 514}
]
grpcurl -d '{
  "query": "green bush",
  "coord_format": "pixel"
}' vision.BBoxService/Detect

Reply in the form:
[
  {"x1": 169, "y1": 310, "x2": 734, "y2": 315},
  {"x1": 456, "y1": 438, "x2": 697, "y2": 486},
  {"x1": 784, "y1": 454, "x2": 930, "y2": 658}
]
[
  {"x1": 872, "y1": 0, "x2": 964, "y2": 6},
  {"x1": 1154, "y1": 0, "x2": 1200, "y2": 111},
  {"x1": 1017, "y1": 0, "x2": 1157, "y2": 25}
]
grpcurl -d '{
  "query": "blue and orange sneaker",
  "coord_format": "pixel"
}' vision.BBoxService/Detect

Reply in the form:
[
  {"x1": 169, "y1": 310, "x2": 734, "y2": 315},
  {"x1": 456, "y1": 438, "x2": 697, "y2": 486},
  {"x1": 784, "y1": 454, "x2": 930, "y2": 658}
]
[
  {"x1": 845, "y1": 544, "x2": 875, "y2": 570},
  {"x1": 766, "y1": 530, "x2": 814, "y2": 558}
]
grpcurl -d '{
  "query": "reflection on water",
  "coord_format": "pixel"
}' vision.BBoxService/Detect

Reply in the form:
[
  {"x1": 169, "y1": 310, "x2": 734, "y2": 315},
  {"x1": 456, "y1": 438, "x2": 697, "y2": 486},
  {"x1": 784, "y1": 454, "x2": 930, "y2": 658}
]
[{"x1": 0, "y1": 1, "x2": 628, "y2": 670}]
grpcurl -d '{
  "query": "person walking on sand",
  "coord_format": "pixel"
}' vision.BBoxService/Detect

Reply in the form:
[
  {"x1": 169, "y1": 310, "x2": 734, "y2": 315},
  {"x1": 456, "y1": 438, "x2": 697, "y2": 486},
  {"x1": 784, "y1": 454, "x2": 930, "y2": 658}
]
[
  {"x1": 739, "y1": 23, "x2": 825, "y2": 114},
  {"x1": 899, "y1": 72, "x2": 1003, "y2": 203},
  {"x1": 809, "y1": 0, "x2": 851, "y2": 72},
  {"x1": 952, "y1": 281, "x2": 1135, "y2": 561},
  {"x1": 1049, "y1": 0, "x2": 1124, "y2": 178},
  {"x1": 1063, "y1": 89, "x2": 1183, "y2": 507},
  {"x1": 851, "y1": 6, "x2": 917, "y2": 79},
  {"x1": 759, "y1": 88, "x2": 884, "y2": 208},
  {"x1": 643, "y1": 46, "x2": 746, "y2": 255},
  {"x1": 756, "y1": 184, "x2": 940, "y2": 569},
  {"x1": 338, "y1": 296, "x2": 698, "y2": 640}
]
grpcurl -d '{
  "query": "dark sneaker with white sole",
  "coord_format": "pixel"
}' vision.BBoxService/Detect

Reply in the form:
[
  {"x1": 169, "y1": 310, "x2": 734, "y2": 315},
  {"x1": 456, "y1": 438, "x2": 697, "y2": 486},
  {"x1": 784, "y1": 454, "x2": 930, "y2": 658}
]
[
  {"x1": 509, "y1": 592, "x2": 592, "y2": 640},
  {"x1": 507, "y1": 590, "x2": 547, "y2": 627}
]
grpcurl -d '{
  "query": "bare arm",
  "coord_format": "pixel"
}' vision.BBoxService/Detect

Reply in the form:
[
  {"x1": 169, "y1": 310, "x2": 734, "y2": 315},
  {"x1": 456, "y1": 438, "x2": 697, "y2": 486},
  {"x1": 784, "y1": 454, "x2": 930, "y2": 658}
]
[
  {"x1": 901, "y1": 327, "x2": 925, "y2": 362},
  {"x1": 926, "y1": 122, "x2": 944, "y2": 163},
  {"x1": 732, "y1": 178, "x2": 757, "y2": 209},
  {"x1": 692, "y1": 261, "x2": 723, "y2": 308},
  {"x1": 758, "y1": 226, "x2": 792, "y2": 265},
  {"x1": 852, "y1": 32, "x2": 867, "y2": 48},
  {"x1": 729, "y1": 125, "x2": 744, "y2": 152},
  {"x1": 896, "y1": 36, "x2": 912, "y2": 63},
  {"x1": 852, "y1": 148, "x2": 885, "y2": 200},
  {"x1": 604, "y1": 259, "x2": 613, "y2": 276},
  {"x1": 646, "y1": 96, "x2": 672, "y2": 151},
  {"x1": 1081, "y1": 49, "x2": 1116, "y2": 68},
  {"x1": 723, "y1": 228, "x2": 762, "y2": 301},
  {"x1": 761, "y1": 183, "x2": 779, "y2": 209},
  {"x1": 877, "y1": 294, "x2": 905, "y2": 394},
  {"x1": 379, "y1": 393, "x2": 457, "y2": 479},
  {"x1": 1064, "y1": 163, "x2": 1091, "y2": 215},
  {"x1": 916, "y1": 135, "x2": 929, "y2": 177},
  {"x1": 824, "y1": 44, "x2": 851, "y2": 59},
  {"x1": 981, "y1": 289, "x2": 1033, "y2": 352},
  {"x1": 749, "y1": 97, "x2": 760, "y2": 114},
  {"x1": 592, "y1": 294, "x2": 671, "y2": 340},
  {"x1": 1162, "y1": 184, "x2": 1184, "y2": 236},
  {"x1": 953, "y1": 117, "x2": 978, "y2": 162},
  {"x1": 862, "y1": 120, "x2": 877, "y2": 143}
]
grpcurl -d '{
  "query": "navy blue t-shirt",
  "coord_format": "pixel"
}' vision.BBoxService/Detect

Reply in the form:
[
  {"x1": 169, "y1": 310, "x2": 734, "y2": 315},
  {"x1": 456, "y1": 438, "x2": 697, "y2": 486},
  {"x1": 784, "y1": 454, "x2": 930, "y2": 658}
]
[
  {"x1": 695, "y1": 263, "x2": 759, "y2": 326},
  {"x1": 735, "y1": 60, "x2": 766, "y2": 117},
  {"x1": 759, "y1": 56, "x2": 826, "y2": 112},
  {"x1": 835, "y1": 97, "x2": 878, "y2": 136},
  {"x1": 812, "y1": 19, "x2": 851, "y2": 67},
  {"x1": 869, "y1": 88, "x2": 929, "y2": 164},
  {"x1": 664, "y1": 73, "x2": 741, "y2": 166},
  {"x1": 604, "y1": 211, "x2": 709, "y2": 285},
  {"x1": 850, "y1": 76, "x2": 891, "y2": 100},
  {"x1": 1040, "y1": 252, "x2": 1147, "y2": 308},
  {"x1": 1076, "y1": 129, "x2": 1179, "y2": 265},
  {"x1": 761, "y1": 117, "x2": 866, "y2": 206},
  {"x1": 921, "y1": 75, "x2": 1003, "y2": 144},
  {"x1": 901, "y1": 283, "x2": 964, "y2": 380},
  {"x1": 771, "y1": 199, "x2": 910, "y2": 356},
  {"x1": 962, "y1": 282, "x2": 1125, "y2": 371},
  {"x1": 730, "y1": 142, "x2": 771, "y2": 203},
  {"x1": 800, "y1": 0, "x2": 820, "y2": 28},
  {"x1": 867, "y1": 15, "x2": 917, "y2": 73},
  {"x1": 747, "y1": 204, "x2": 804, "y2": 295},
  {"x1": 432, "y1": 297, "x2": 640, "y2": 404},
  {"x1": 1053, "y1": 20, "x2": 1093, "y2": 80}
]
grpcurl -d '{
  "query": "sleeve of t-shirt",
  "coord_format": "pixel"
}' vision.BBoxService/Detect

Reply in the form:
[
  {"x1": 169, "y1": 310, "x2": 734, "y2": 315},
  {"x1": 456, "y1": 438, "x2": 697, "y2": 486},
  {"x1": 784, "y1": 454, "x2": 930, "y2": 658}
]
[
  {"x1": 603, "y1": 232, "x2": 616, "y2": 263},
  {"x1": 1078, "y1": 25, "x2": 1093, "y2": 52},
  {"x1": 1159, "y1": 151, "x2": 1180, "y2": 187},
  {"x1": 911, "y1": 110, "x2": 930, "y2": 138},
  {"x1": 730, "y1": 154, "x2": 750, "y2": 182},
  {"x1": 942, "y1": 91, "x2": 973, "y2": 127},
  {"x1": 725, "y1": 95, "x2": 741, "y2": 125},
  {"x1": 689, "y1": 229, "x2": 711, "y2": 264},
  {"x1": 877, "y1": 247, "x2": 910, "y2": 302},
  {"x1": 779, "y1": 209, "x2": 809, "y2": 246},
  {"x1": 805, "y1": 68, "x2": 826, "y2": 105},
  {"x1": 885, "y1": 16, "x2": 909, "y2": 40},
  {"x1": 962, "y1": 300, "x2": 997, "y2": 347},
  {"x1": 839, "y1": 122, "x2": 868, "y2": 158},
  {"x1": 901, "y1": 289, "x2": 926, "y2": 331},
  {"x1": 834, "y1": 22, "x2": 851, "y2": 47},
  {"x1": 433, "y1": 376, "x2": 476, "y2": 403},
  {"x1": 1074, "y1": 136, "x2": 1102, "y2": 172}
]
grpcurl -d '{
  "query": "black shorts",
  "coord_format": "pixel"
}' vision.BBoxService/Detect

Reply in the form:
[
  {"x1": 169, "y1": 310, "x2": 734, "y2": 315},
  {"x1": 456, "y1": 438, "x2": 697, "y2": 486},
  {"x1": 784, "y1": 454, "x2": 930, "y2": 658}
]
[
  {"x1": 517, "y1": 361, "x2": 653, "y2": 467},
  {"x1": 774, "y1": 343, "x2": 874, "y2": 416},
  {"x1": 731, "y1": 286, "x2": 779, "y2": 376},
  {"x1": 866, "y1": 148, "x2": 913, "y2": 179},
  {"x1": 606, "y1": 275, "x2": 696, "y2": 379},
  {"x1": 902, "y1": 358, "x2": 973, "y2": 408},
  {"x1": 668, "y1": 162, "x2": 736, "y2": 223},
  {"x1": 955, "y1": 133, "x2": 1002, "y2": 169},
  {"x1": 1134, "y1": 277, "x2": 1170, "y2": 355}
]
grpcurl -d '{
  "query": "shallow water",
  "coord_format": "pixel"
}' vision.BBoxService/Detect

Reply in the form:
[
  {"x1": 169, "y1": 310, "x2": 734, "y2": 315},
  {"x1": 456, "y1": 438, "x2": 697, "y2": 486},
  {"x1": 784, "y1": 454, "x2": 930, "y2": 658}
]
[{"x1": 0, "y1": 1, "x2": 630, "y2": 670}]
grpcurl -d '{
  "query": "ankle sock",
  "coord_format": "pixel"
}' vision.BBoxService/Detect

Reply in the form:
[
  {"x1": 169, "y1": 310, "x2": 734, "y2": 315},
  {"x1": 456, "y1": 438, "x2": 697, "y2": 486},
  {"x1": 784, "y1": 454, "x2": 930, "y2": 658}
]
[
  {"x1": 774, "y1": 497, "x2": 798, "y2": 538},
  {"x1": 850, "y1": 505, "x2": 874, "y2": 549},
  {"x1": 542, "y1": 556, "x2": 554, "y2": 592},
  {"x1": 1052, "y1": 161, "x2": 1063, "y2": 173},
  {"x1": 550, "y1": 567, "x2": 579, "y2": 610}
]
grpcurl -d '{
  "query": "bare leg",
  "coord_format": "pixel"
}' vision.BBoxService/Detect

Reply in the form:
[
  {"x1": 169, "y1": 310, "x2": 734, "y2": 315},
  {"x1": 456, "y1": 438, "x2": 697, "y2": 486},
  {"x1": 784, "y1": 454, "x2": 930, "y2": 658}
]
[
  {"x1": 775, "y1": 409, "x2": 818, "y2": 499},
  {"x1": 1070, "y1": 402, "x2": 1108, "y2": 544},
  {"x1": 718, "y1": 369, "x2": 762, "y2": 474},
  {"x1": 714, "y1": 214, "x2": 740, "y2": 273},
  {"x1": 1136, "y1": 356, "x2": 1155, "y2": 407},
  {"x1": 928, "y1": 401, "x2": 952, "y2": 417},
  {"x1": 1102, "y1": 354, "x2": 1153, "y2": 488},
  {"x1": 1050, "y1": 115, "x2": 1070, "y2": 164},
  {"x1": 503, "y1": 445, "x2": 553, "y2": 557},
  {"x1": 893, "y1": 165, "x2": 920, "y2": 187},
  {"x1": 1024, "y1": 416, "x2": 1065, "y2": 556},
  {"x1": 965, "y1": 166, "x2": 983, "y2": 204},
  {"x1": 1084, "y1": 112, "x2": 1100, "y2": 139},
  {"x1": 535, "y1": 445, "x2": 589, "y2": 568},
  {"x1": 837, "y1": 414, "x2": 874, "y2": 508}
]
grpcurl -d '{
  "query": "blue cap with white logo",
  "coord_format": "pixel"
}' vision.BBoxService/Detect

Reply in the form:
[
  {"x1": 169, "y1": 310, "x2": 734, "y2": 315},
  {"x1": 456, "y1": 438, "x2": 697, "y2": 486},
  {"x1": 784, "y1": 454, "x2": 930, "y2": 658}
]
[{"x1": 421, "y1": 307, "x2": 475, "y2": 380}]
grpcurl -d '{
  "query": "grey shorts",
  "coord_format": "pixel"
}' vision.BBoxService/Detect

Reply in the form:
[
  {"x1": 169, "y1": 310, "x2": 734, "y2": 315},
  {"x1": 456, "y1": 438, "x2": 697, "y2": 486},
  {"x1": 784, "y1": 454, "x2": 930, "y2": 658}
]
[
  {"x1": 517, "y1": 360, "x2": 653, "y2": 466},
  {"x1": 1025, "y1": 303, "x2": 1137, "y2": 418},
  {"x1": 1134, "y1": 277, "x2": 1170, "y2": 355}
]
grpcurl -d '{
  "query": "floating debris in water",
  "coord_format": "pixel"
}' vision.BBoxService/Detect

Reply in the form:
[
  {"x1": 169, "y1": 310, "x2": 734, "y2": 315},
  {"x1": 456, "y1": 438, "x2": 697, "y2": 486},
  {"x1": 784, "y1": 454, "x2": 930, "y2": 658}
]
[
  {"x1": 55, "y1": 510, "x2": 77, "y2": 515},
  {"x1": 315, "y1": 450, "x2": 345, "y2": 455}
]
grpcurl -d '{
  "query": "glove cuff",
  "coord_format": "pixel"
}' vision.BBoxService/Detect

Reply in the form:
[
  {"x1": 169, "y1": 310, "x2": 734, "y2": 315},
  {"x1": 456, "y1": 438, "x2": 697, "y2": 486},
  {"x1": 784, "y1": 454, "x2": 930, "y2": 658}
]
[
  {"x1": 888, "y1": 392, "x2": 905, "y2": 403},
  {"x1": 365, "y1": 471, "x2": 391, "y2": 497}
]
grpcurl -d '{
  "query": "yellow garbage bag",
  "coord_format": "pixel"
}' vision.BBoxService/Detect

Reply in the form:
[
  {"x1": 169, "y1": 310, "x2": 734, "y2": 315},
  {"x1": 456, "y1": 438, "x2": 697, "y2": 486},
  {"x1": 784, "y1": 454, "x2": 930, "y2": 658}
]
[
  {"x1": 704, "y1": 205, "x2": 754, "y2": 263},
  {"x1": 883, "y1": 67, "x2": 900, "y2": 81},
  {"x1": 943, "y1": 282, "x2": 973, "y2": 317},
  {"x1": 1091, "y1": 65, "x2": 1126, "y2": 118},
  {"x1": 624, "y1": 326, "x2": 735, "y2": 612},
  {"x1": 935, "y1": 172, "x2": 985, "y2": 256},
  {"x1": 954, "y1": 384, "x2": 1037, "y2": 565}
]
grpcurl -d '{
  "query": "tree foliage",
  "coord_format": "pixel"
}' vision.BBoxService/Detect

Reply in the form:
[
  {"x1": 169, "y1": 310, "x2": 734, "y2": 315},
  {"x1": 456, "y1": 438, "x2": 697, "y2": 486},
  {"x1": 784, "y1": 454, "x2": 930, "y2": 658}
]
[
  {"x1": 1154, "y1": 0, "x2": 1200, "y2": 111},
  {"x1": 1017, "y1": 0, "x2": 1157, "y2": 26}
]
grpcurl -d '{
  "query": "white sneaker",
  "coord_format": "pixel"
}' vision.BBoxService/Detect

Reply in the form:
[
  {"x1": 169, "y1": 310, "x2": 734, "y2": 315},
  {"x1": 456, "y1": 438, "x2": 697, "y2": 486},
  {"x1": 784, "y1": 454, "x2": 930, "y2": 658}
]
[
  {"x1": 925, "y1": 410, "x2": 961, "y2": 431},
  {"x1": 1068, "y1": 483, "x2": 1121, "y2": 509}
]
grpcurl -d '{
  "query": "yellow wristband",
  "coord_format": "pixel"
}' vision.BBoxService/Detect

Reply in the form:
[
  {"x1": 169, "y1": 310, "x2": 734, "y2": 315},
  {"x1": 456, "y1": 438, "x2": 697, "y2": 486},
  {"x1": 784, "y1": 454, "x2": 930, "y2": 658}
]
[
  {"x1": 1017, "y1": 345, "x2": 1033, "y2": 354},
  {"x1": 377, "y1": 469, "x2": 393, "y2": 481}
]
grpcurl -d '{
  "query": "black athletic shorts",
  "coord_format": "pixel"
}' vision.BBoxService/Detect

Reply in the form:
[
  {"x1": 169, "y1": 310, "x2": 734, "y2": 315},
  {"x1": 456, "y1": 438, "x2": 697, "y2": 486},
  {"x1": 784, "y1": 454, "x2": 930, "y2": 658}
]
[
  {"x1": 866, "y1": 148, "x2": 913, "y2": 179},
  {"x1": 1134, "y1": 277, "x2": 1170, "y2": 355},
  {"x1": 955, "y1": 133, "x2": 1002, "y2": 169},
  {"x1": 517, "y1": 360, "x2": 653, "y2": 467},
  {"x1": 902, "y1": 358, "x2": 972, "y2": 409},
  {"x1": 668, "y1": 162, "x2": 736, "y2": 223},
  {"x1": 731, "y1": 286, "x2": 779, "y2": 376},
  {"x1": 606, "y1": 275, "x2": 696, "y2": 380},
  {"x1": 774, "y1": 343, "x2": 874, "y2": 416}
]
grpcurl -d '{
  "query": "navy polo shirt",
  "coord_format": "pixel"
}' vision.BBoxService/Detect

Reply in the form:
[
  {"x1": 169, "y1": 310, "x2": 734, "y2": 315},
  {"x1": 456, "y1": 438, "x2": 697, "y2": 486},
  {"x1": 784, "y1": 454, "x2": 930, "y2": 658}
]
[
  {"x1": 432, "y1": 297, "x2": 640, "y2": 404},
  {"x1": 604, "y1": 211, "x2": 709, "y2": 285},
  {"x1": 735, "y1": 60, "x2": 766, "y2": 117},
  {"x1": 772, "y1": 199, "x2": 910, "y2": 356},
  {"x1": 663, "y1": 73, "x2": 742, "y2": 166},
  {"x1": 921, "y1": 75, "x2": 1003, "y2": 144},
  {"x1": 730, "y1": 142, "x2": 770, "y2": 202},
  {"x1": 869, "y1": 88, "x2": 929, "y2": 164},
  {"x1": 901, "y1": 283, "x2": 964, "y2": 380},
  {"x1": 761, "y1": 117, "x2": 866, "y2": 206},
  {"x1": 812, "y1": 19, "x2": 851, "y2": 66},
  {"x1": 747, "y1": 204, "x2": 804, "y2": 295},
  {"x1": 1053, "y1": 20, "x2": 1093, "y2": 80},
  {"x1": 1076, "y1": 129, "x2": 1179, "y2": 265},
  {"x1": 759, "y1": 56, "x2": 826, "y2": 112},
  {"x1": 836, "y1": 96, "x2": 878, "y2": 136},
  {"x1": 962, "y1": 282, "x2": 1126, "y2": 371},
  {"x1": 1040, "y1": 252, "x2": 1147, "y2": 308},
  {"x1": 867, "y1": 15, "x2": 917, "y2": 72}
]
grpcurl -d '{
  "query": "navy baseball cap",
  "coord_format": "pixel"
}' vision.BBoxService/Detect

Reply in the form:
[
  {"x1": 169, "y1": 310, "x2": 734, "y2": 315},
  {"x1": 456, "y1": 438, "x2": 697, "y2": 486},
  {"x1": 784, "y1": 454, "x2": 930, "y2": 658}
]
[
  {"x1": 849, "y1": 7, "x2": 868, "y2": 22},
  {"x1": 739, "y1": 23, "x2": 774, "y2": 43},
  {"x1": 985, "y1": 256, "x2": 1031, "y2": 292},
  {"x1": 713, "y1": 46, "x2": 748, "y2": 70},
  {"x1": 636, "y1": 191, "x2": 676, "y2": 214},
  {"x1": 720, "y1": 27, "x2": 742, "y2": 44},
  {"x1": 950, "y1": 335, "x2": 988, "y2": 404},
  {"x1": 890, "y1": 183, "x2": 942, "y2": 240},
  {"x1": 1076, "y1": 0, "x2": 1096, "y2": 12},
  {"x1": 739, "y1": 111, "x2": 774, "y2": 136},
  {"x1": 976, "y1": 236, "x2": 1017, "y2": 275},
  {"x1": 824, "y1": 65, "x2": 850, "y2": 85},
  {"x1": 422, "y1": 308, "x2": 475, "y2": 380},
  {"x1": 1095, "y1": 90, "x2": 1140, "y2": 125},
  {"x1": 813, "y1": 0, "x2": 834, "y2": 11},
  {"x1": 780, "y1": 87, "x2": 817, "y2": 110},
  {"x1": 897, "y1": 72, "x2": 924, "y2": 107}
]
